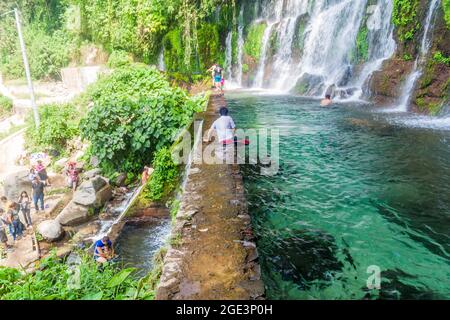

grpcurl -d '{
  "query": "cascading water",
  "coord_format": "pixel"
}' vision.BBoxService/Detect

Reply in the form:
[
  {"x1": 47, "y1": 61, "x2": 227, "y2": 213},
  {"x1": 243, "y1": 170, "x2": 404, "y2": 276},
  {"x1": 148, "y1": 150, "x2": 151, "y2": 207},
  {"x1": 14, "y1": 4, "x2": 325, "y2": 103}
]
[
  {"x1": 235, "y1": 9, "x2": 245, "y2": 86},
  {"x1": 225, "y1": 31, "x2": 233, "y2": 83},
  {"x1": 231, "y1": 0, "x2": 396, "y2": 100},
  {"x1": 157, "y1": 48, "x2": 166, "y2": 72},
  {"x1": 394, "y1": 0, "x2": 441, "y2": 112}
]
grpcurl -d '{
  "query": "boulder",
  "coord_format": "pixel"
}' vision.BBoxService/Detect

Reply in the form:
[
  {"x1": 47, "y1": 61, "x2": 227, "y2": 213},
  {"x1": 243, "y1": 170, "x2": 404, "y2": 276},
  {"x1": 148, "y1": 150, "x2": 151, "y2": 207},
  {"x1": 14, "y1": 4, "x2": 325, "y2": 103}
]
[
  {"x1": 72, "y1": 176, "x2": 111, "y2": 208},
  {"x1": 1, "y1": 169, "x2": 31, "y2": 199},
  {"x1": 55, "y1": 157, "x2": 69, "y2": 168},
  {"x1": 37, "y1": 220, "x2": 64, "y2": 242},
  {"x1": 114, "y1": 173, "x2": 127, "y2": 187},
  {"x1": 290, "y1": 73, "x2": 325, "y2": 96},
  {"x1": 56, "y1": 201, "x2": 90, "y2": 226},
  {"x1": 83, "y1": 168, "x2": 101, "y2": 179}
]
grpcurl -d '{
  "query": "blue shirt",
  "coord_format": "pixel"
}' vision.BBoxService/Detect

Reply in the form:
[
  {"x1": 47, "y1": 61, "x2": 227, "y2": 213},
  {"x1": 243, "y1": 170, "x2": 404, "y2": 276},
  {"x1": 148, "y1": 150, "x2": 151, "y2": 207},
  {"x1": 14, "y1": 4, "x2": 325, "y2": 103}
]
[{"x1": 94, "y1": 239, "x2": 112, "y2": 256}]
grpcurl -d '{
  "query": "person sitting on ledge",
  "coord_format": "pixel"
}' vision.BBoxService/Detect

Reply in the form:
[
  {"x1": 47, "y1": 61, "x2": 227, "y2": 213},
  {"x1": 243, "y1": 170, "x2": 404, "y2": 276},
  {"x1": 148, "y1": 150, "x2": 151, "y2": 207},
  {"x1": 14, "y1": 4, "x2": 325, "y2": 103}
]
[
  {"x1": 94, "y1": 236, "x2": 115, "y2": 264},
  {"x1": 321, "y1": 94, "x2": 333, "y2": 106},
  {"x1": 203, "y1": 106, "x2": 236, "y2": 144}
]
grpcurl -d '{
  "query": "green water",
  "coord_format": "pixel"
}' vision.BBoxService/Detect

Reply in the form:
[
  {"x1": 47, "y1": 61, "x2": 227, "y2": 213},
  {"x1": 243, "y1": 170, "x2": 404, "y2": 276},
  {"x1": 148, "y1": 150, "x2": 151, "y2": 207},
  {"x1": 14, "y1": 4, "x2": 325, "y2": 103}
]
[{"x1": 227, "y1": 92, "x2": 450, "y2": 300}]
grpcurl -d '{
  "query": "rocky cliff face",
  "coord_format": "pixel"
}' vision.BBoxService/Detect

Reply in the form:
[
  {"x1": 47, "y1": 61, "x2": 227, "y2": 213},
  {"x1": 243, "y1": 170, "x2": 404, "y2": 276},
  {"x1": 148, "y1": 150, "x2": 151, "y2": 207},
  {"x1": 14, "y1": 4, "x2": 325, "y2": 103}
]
[{"x1": 369, "y1": 1, "x2": 449, "y2": 114}]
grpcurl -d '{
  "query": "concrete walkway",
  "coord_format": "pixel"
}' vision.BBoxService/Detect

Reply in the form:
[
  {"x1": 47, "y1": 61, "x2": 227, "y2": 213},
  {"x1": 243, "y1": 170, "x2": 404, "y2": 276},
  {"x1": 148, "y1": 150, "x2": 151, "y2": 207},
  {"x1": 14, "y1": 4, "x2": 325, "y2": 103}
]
[{"x1": 156, "y1": 93, "x2": 264, "y2": 300}]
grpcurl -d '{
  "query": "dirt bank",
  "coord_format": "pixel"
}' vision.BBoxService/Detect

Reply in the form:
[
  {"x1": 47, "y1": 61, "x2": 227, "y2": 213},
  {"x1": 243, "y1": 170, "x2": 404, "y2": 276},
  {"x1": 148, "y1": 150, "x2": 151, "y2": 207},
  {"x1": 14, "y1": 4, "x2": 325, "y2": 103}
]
[{"x1": 156, "y1": 93, "x2": 264, "y2": 300}]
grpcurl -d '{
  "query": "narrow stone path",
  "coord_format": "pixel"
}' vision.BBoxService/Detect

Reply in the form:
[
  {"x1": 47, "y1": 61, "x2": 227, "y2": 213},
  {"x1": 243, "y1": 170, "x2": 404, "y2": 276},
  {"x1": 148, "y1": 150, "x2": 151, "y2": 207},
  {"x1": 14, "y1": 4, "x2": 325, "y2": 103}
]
[{"x1": 156, "y1": 93, "x2": 264, "y2": 300}]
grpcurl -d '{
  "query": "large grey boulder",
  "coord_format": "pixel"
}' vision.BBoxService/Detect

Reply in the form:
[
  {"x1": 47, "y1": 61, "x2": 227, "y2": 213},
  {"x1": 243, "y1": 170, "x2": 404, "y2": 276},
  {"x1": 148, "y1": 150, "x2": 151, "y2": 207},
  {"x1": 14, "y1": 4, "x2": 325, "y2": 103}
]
[
  {"x1": 290, "y1": 73, "x2": 325, "y2": 96},
  {"x1": 1, "y1": 169, "x2": 31, "y2": 200},
  {"x1": 83, "y1": 168, "x2": 101, "y2": 180},
  {"x1": 37, "y1": 220, "x2": 64, "y2": 242},
  {"x1": 56, "y1": 201, "x2": 90, "y2": 226},
  {"x1": 72, "y1": 176, "x2": 111, "y2": 208}
]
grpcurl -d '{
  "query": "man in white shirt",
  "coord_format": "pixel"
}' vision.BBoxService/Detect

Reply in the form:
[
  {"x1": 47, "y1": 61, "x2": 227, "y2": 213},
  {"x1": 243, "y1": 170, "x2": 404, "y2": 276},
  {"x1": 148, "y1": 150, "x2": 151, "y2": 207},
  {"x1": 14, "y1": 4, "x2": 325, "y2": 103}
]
[{"x1": 204, "y1": 107, "x2": 236, "y2": 143}]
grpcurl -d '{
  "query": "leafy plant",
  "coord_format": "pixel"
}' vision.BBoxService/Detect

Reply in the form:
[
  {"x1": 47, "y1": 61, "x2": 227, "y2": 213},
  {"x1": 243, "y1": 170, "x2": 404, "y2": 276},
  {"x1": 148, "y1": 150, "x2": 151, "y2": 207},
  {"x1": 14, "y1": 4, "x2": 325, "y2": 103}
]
[
  {"x1": 0, "y1": 251, "x2": 154, "y2": 300},
  {"x1": 0, "y1": 95, "x2": 13, "y2": 118},
  {"x1": 80, "y1": 64, "x2": 203, "y2": 174},
  {"x1": 433, "y1": 51, "x2": 450, "y2": 66},
  {"x1": 392, "y1": 0, "x2": 420, "y2": 42},
  {"x1": 107, "y1": 50, "x2": 133, "y2": 69},
  {"x1": 24, "y1": 103, "x2": 80, "y2": 152},
  {"x1": 145, "y1": 147, "x2": 179, "y2": 202}
]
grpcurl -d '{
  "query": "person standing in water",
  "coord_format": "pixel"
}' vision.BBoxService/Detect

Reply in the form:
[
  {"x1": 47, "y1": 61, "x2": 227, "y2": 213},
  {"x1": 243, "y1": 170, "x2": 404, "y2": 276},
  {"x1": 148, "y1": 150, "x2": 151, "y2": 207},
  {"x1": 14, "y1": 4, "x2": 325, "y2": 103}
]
[{"x1": 321, "y1": 94, "x2": 333, "y2": 106}]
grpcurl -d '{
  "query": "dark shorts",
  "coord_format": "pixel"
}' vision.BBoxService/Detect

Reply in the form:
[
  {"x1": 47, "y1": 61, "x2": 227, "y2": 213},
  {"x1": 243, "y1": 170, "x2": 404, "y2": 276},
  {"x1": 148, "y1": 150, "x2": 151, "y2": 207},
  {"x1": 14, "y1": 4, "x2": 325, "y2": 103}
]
[
  {"x1": 214, "y1": 75, "x2": 222, "y2": 83},
  {"x1": 0, "y1": 228, "x2": 8, "y2": 243}
]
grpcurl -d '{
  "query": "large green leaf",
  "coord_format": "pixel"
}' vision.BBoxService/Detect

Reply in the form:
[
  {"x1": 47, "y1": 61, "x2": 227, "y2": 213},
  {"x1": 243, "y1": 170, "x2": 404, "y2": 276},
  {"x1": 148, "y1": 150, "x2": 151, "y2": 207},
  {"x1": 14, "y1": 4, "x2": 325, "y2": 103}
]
[{"x1": 107, "y1": 268, "x2": 136, "y2": 288}]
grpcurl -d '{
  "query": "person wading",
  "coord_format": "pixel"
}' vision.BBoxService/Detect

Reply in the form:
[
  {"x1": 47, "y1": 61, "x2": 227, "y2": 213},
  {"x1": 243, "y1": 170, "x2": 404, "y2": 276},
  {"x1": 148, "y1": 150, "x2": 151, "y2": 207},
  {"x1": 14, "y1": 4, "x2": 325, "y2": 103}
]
[{"x1": 321, "y1": 94, "x2": 333, "y2": 106}]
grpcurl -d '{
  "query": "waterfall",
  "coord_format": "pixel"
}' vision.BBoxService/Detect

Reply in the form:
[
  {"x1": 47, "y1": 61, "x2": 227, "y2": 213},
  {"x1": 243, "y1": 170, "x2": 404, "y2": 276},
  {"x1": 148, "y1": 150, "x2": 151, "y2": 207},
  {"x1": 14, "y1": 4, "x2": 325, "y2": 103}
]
[
  {"x1": 236, "y1": 8, "x2": 245, "y2": 86},
  {"x1": 225, "y1": 31, "x2": 233, "y2": 83},
  {"x1": 158, "y1": 48, "x2": 166, "y2": 72},
  {"x1": 253, "y1": 22, "x2": 276, "y2": 88},
  {"x1": 395, "y1": 0, "x2": 440, "y2": 112},
  {"x1": 228, "y1": 0, "x2": 396, "y2": 100}
]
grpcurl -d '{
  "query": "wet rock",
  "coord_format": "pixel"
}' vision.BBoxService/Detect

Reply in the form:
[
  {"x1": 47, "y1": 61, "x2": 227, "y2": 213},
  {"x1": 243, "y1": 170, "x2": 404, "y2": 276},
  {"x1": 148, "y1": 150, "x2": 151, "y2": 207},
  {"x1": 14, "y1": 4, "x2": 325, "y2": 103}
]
[
  {"x1": 114, "y1": 173, "x2": 127, "y2": 187},
  {"x1": 83, "y1": 168, "x2": 101, "y2": 179},
  {"x1": 72, "y1": 176, "x2": 112, "y2": 208},
  {"x1": 66, "y1": 252, "x2": 82, "y2": 266},
  {"x1": 56, "y1": 201, "x2": 90, "y2": 226},
  {"x1": 290, "y1": 73, "x2": 325, "y2": 96},
  {"x1": 37, "y1": 220, "x2": 64, "y2": 242}
]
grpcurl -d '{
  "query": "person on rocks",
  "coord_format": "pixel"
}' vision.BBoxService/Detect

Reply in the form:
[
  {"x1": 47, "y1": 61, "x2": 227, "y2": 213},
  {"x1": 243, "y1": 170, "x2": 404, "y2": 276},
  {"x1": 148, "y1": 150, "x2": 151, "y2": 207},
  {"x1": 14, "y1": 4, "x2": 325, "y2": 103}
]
[
  {"x1": 28, "y1": 167, "x2": 37, "y2": 182},
  {"x1": 6, "y1": 202, "x2": 23, "y2": 242},
  {"x1": 320, "y1": 94, "x2": 333, "y2": 106},
  {"x1": 141, "y1": 166, "x2": 152, "y2": 185},
  {"x1": 65, "y1": 162, "x2": 79, "y2": 191},
  {"x1": 1, "y1": 196, "x2": 10, "y2": 214},
  {"x1": 204, "y1": 106, "x2": 236, "y2": 144},
  {"x1": 18, "y1": 191, "x2": 32, "y2": 229},
  {"x1": 94, "y1": 236, "x2": 115, "y2": 264},
  {"x1": 31, "y1": 176, "x2": 45, "y2": 213},
  {"x1": 0, "y1": 209, "x2": 11, "y2": 255},
  {"x1": 35, "y1": 160, "x2": 51, "y2": 186}
]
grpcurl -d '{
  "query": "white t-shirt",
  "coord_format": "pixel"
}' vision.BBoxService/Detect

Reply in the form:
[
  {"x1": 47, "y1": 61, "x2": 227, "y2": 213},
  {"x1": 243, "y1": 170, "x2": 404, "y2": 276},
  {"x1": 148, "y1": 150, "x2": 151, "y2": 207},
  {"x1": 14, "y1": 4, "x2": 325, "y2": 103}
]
[{"x1": 211, "y1": 116, "x2": 236, "y2": 142}]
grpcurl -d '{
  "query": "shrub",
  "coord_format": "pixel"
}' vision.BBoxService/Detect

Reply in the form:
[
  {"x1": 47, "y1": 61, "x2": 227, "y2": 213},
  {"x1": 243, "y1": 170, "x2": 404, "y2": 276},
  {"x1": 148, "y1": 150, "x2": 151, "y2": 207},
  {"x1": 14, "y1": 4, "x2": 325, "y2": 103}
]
[
  {"x1": 0, "y1": 95, "x2": 13, "y2": 117},
  {"x1": 107, "y1": 50, "x2": 133, "y2": 69},
  {"x1": 25, "y1": 103, "x2": 80, "y2": 152},
  {"x1": 0, "y1": 252, "x2": 153, "y2": 300},
  {"x1": 145, "y1": 147, "x2": 179, "y2": 202},
  {"x1": 80, "y1": 64, "x2": 203, "y2": 174},
  {"x1": 433, "y1": 51, "x2": 450, "y2": 66},
  {"x1": 392, "y1": 0, "x2": 420, "y2": 42}
]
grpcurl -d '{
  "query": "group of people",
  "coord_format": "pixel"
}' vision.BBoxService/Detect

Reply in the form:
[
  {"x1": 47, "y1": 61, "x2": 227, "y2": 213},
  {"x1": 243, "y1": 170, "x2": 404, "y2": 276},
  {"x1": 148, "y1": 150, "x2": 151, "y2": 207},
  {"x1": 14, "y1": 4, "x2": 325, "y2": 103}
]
[{"x1": 0, "y1": 191, "x2": 33, "y2": 254}]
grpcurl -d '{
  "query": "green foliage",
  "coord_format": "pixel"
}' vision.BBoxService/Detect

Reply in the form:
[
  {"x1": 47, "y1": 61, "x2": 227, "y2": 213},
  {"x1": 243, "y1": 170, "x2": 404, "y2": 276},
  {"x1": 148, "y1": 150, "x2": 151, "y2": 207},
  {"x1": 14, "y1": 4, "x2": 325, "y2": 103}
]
[
  {"x1": 145, "y1": 147, "x2": 179, "y2": 202},
  {"x1": 25, "y1": 103, "x2": 80, "y2": 152},
  {"x1": 403, "y1": 54, "x2": 413, "y2": 61},
  {"x1": 80, "y1": 64, "x2": 202, "y2": 174},
  {"x1": 0, "y1": 95, "x2": 13, "y2": 118},
  {"x1": 392, "y1": 0, "x2": 420, "y2": 42},
  {"x1": 0, "y1": 1, "x2": 74, "y2": 80},
  {"x1": 443, "y1": 0, "x2": 450, "y2": 29},
  {"x1": 433, "y1": 51, "x2": 450, "y2": 66},
  {"x1": 356, "y1": 24, "x2": 369, "y2": 63},
  {"x1": 107, "y1": 50, "x2": 133, "y2": 69},
  {"x1": 244, "y1": 22, "x2": 267, "y2": 61},
  {"x1": 0, "y1": 252, "x2": 154, "y2": 300}
]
